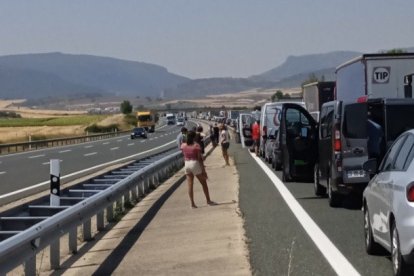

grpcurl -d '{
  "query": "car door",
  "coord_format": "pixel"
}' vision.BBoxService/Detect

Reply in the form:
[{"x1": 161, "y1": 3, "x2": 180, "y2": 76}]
[
  {"x1": 280, "y1": 103, "x2": 318, "y2": 181},
  {"x1": 318, "y1": 103, "x2": 334, "y2": 185},
  {"x1": 368, "y1": 134, "x2": 408, "y2": 244}
]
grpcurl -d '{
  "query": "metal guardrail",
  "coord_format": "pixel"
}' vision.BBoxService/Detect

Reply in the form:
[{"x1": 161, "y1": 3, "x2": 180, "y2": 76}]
[
  {"x1": 0, "y1": 130, "x2": 132, "y2": 155},
  {"x1": 0, "y1": 149, "x2": 184, "y2": 274}
]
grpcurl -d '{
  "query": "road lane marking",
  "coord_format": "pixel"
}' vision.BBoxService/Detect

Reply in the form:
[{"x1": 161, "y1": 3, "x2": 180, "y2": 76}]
[
  {"x1": 84, "y1": 145, "x2": 94, "y2": 149},
  {"x1": 0, "y1": 171, "x2": 6, "y2": 175},
  {"x1": 251, "y1": 152, "x2": 360, "y2": 276},
  {"x1": 140, "y1": 140, "x2": 146, "y2": 143},
  {"x1": 84, "y1": 152, "x2": 97, "y2": 157},
  {"x1": 110, "y1": 147, "x2": 119, "y2": 151},
  {"x1": 28, "y1": 154, "x2": 45, "y2": 159},
  {"x1": 117, "y1": 139, "x2": 123, "y2": 142},
  {"x1": 102, "y1": 142, "x2": 110, "y2": 145},
  {"x1": 127, "y1": 143, "x2": 135, "y2": 146},
  {"x1": 154, "y1": 137, "x2": 159, "y2": 139},
  {"x1": 0, "y1": 140, "x2": 177, "y2": 202},
  {"x1": 59, "y1": 150, "x2": 72, "y2": 153}
]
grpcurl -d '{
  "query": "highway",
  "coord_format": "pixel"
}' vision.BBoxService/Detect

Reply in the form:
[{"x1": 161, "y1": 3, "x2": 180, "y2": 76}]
[
  {"x1": 232, "y1": 143, "x2": 393, "y2": 276},
  {"x1": 0, "y1": 123, "x2": 195, "y2": 203}
]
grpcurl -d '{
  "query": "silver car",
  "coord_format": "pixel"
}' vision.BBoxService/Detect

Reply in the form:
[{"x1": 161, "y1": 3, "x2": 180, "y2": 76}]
[{"x1": 363, "y1": 129, "x2": 414, "y2": 276}]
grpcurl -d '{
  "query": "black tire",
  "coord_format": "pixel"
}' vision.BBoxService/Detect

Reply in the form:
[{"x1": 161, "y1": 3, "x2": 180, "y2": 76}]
[
  {"x1": 271, "y1": 157, "x2": 276, "y2": 169},
  {"x1": 328, "y1": 176, "x2": 341, "y2": 207},
  {"x1": 364, "y1": 205, "x2": 382, "y2": 255},
  {"x1": 314, "y1": 164, "x2": 326, "y2": 196},
  {"x1": 391, "y1": 221, "x2": 411, "y2": 276}
]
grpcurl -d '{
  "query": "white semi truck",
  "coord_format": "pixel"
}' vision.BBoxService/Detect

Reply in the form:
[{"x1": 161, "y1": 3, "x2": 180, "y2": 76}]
[{"x1": 335, "y1": 53, "x2": 414, "y2": 102}]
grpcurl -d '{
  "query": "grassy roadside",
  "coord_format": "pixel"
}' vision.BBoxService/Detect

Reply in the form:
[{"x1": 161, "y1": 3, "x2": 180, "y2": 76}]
[{"x1": 0, "y1": 115, "x2": 108, "y2": 127}]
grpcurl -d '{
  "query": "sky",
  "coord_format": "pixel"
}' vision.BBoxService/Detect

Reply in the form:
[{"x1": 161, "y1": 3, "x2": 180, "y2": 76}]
[{"x1": 0, "y1": 0, "x2": 413, "y2": 79}]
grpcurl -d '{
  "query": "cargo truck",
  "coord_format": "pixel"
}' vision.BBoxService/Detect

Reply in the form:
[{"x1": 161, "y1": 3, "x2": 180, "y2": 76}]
[
  {"x1": 335, "y1": 53, "x2": 414, "y2": 102},
  {"x1": 136, "y1": 111, "x2": 157, "y2": 132},
  {"x1": 302, "y1": 81, "x2": 335, "y2": 121}
]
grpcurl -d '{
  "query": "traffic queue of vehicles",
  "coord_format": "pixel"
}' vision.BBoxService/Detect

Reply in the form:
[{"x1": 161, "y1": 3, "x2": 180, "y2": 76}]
[{"x1": 235, "y1": 53, "x2": 414, "y2": 276}]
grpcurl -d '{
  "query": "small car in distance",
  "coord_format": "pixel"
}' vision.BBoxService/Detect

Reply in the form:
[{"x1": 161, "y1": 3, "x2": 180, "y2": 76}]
[
  {"x1": 363, "y1": 129, "x2": 414, "y2": 276},
  {"x1": 130, "y1": 127, "x2": 147, "y2": 139},
  {"x1": 176, "y1": 117, "x2": 185, "y2": 126}
]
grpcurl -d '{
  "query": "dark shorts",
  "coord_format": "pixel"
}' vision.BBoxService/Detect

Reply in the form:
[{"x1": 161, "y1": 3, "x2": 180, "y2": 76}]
[
  {"x1": 253, "y1": 139, "x2": 260, "y2": 146},
  {"x1": 221, "y1": 142, "x2": 230, "y2": 150}
]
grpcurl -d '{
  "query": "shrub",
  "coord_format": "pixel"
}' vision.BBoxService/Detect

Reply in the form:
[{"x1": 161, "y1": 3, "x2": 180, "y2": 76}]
[
  {"x1": 124, "y1": 114, "x2": 137, "y2": 126},
  {"x1": 85, "y1": 124, "x2": 119, "y2": 133}
]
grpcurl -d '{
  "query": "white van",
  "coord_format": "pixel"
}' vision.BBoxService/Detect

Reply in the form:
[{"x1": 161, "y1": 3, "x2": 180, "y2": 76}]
[{"x1": 259, "y1": 101, "x2": 306, "y2": 159}]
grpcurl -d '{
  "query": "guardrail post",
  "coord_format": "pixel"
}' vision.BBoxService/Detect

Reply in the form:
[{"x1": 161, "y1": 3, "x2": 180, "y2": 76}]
[
  {"x1": 69, "y1": 226, "x2": 78, "y2": 254},
  {"x1": 50, "y1": 239, "x2": 60, "y2": 269},
  {"x1": 25, "y1": 254, "x2": 36, "y2": 275},
  {"x1": 83, "y1": 219, "x2": 92, "y2": 241},
  {"x1": 106, "y1": 204, "x2": 114, "y2": 222},
  {"x1": 124, "y1": 191, "x2": 130, "y2": 207},
  {"x1": 139, "y1": 179, "x2": 145, "y2": 196},
  {"x1": 97, "y1": 211, "x2": 105, "y2": 231},
  {"x1": 116, "y1": 197, "x2": 123, "y2": 213}
]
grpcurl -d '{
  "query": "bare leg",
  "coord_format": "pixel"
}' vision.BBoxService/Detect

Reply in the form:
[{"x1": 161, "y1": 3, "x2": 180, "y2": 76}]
[
  {"x1": 196, "y1": 174, "x2": 213, "y2": 204},
  {"x1": 223, "y1": 149, "x2": 230, "y2": 166},
  {"x1": 187, "y1": 174, "x2": 197, "y2": 208}
]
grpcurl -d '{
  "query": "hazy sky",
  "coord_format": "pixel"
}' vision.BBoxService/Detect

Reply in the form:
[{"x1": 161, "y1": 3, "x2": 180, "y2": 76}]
[{"x1": 1, "y1": 0, "x2": 413, "y2": 79}]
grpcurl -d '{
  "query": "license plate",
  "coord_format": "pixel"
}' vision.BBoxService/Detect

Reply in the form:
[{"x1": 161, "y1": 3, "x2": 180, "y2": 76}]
[{"x1": 347, "y1": 170, "x2": 366, "y2": 178}]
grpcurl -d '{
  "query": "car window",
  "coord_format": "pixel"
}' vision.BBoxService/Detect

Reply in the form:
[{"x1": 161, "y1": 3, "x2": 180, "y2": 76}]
[
  {"x1": 320, "y1": 105, "x2": 333, "y2": 138},
  {"x1": 380, "y1": 134, "x2": 407, "y2": 172},
  {"x1": 343, "y1": 103, "x2": 367, "y2": 138},
  {"x1": 394, "y1": 134, "x2": 414, "y2": 171}
]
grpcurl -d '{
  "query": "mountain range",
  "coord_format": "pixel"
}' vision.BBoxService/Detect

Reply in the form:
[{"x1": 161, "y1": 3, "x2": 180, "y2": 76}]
[{"x1": 0, "y1": 48, "x2": 412, "y2": 101}]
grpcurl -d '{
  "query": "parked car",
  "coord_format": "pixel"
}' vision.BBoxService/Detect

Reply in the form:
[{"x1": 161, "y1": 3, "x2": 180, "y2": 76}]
[
  {"x1": 314, "y1": 100, "x2": 370, "y2": 207},
  {"x1": 130, "y1": 127, "x2": 147, "y2": 139},
  {"x1": 363, "y1": 129, "x2": 414, "y2": 276}
]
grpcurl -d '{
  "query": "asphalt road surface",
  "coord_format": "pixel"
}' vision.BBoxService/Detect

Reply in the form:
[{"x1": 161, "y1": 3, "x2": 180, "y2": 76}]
[
  {"x1": 231, "y1": 142, "x2": 394, "y2": 276},
  {"x1": 0, "y1": 122, "x2": 196, "y2": 203}
]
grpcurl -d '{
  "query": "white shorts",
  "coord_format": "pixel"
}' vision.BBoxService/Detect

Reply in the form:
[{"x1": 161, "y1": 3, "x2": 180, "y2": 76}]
[{"x1": 184, "y1": 160, "x2": 202, "y2": 176}]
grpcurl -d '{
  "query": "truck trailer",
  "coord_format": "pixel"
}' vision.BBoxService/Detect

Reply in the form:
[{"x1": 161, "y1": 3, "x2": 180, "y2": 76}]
[
  {"x1": 302, "y1": 81, "x2": 335, "y2": 121},
  {"x1": 335, "y1": 53, "x2": 414, "y2": 102}
]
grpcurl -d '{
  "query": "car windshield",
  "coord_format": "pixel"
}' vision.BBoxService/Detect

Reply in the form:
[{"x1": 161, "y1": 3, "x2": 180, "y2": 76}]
[{"x1": 134, "y1": 128, "x2": 144, "y2": 132}]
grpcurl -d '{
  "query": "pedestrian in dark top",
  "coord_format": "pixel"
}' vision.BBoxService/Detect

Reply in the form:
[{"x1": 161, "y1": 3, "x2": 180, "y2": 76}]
[
  {"x1": 195, "y1": 125, "x2": 205, "y2": 155},
  {"x1": 219, "y1": 124, "x2": 231, "y2": 166},
  {"x1": 213, "y1": 123, "x2": 220, "y2": 146}
]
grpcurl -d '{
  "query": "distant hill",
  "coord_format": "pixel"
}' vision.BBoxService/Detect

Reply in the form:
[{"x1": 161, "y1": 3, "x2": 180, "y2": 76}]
[
  {"x1": 0, "y1": 52, "x2": 189, "y2": 99},
  {"x1": 252, "y1": 51, "x2": 362, "y2": 82}
]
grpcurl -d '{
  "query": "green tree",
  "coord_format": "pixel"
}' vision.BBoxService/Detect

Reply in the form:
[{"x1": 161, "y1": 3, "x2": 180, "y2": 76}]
[
  {"x1": 383, "y1": 48, "x2": 406, "y2": 54},
  {"x1": 120, "y1": 100, "x2": 133, "y2": 114},
  {"x1": 271, "y1": 90, "x2": 284, "y2": 102}
]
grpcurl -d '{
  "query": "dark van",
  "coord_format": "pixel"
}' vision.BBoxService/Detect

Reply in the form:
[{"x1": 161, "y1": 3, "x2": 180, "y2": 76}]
[{"x1": 314, "y1": 101, "x2": 370, "y2": 207}]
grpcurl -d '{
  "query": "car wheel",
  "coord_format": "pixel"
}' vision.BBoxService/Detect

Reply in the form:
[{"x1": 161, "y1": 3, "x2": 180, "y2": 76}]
[
  {"x1": 130, "y1": 136, "x2": 134, "y2": 140},
  {"x1": 314, "y1": 164, "x2": 326, "y2": 196},
  {"x1": 364, "y1": 205, "x2": 382, "y2": 254},
  {"x1": 328, "y1": 176, "x2": 341, "y2": 207},
  {"x1": 391, "y1": 221, "x2": 411, "y2": 276},
  {"x1": 268, "y1": 156, "x2": 272, "y2": 164}
]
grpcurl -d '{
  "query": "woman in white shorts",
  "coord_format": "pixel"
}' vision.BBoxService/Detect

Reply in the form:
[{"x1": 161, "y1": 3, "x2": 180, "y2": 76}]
[{"x1": 181, "y1": 130, "x2": 214, "y2": 208}]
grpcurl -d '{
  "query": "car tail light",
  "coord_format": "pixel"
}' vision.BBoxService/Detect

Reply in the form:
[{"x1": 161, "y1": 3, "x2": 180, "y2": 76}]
[
  {"x1": 333, "y1": 128, "x2": 341, "y2": 152},
  {"x1": 357, "y1": 96, "x2": 368, "y2": 103},
  {"x1": 407, "y1": 183, "x2": 414, "y2": 202}
]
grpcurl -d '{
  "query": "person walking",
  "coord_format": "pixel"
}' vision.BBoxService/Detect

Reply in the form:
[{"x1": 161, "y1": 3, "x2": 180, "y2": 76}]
[
  {"x1": 213, "y1": 123, "x2": 220, "y2": 146},
  {"x1": 180, "y1": 130, "x2": 214, "y2": 208},
  {"x1": 176, "y1": 127, "x2": 187, "y2": 149},
  {"x1": 219, "y1": 124, "x2": 230, "y2": 166},
  {"x1": 252, "y1": 120, "x2": 260, "y2": 156},
  {"x1": 195, "y1": 125, "x2": 206, "y2": 155}
]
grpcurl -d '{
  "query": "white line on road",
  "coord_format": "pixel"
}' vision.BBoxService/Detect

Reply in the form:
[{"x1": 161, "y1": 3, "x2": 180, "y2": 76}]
[
  {"x1": 102, "y1": 142, "x2": 110, "y2": 145},
  {"x1": 140, "y1": 140, "x2": 146, "y2": 143},
  {"x1": 84, "y1": 145, "x2": 94, "y2": 149},
  {"x1": 0, "y1": 171, "x2": 6, "y2": 175},
  {"x1": 117, "y1": 139, "x2": 123, "y2": 142},
  {"x1": 84, "y1": 152, "x2": 97, "y2": 157},
  {"x1": 127, "y1": 143, "x2": 135, "y2": 146},
  {"x1": 0, "y1": 140, "x2": 177, "y2": 201},
  {"x1": 28, "y1": 154, "x2": 45, "y2": 159},
  {"x1": 59, "y1": 149, "x2": 72, "y2": 153},
  {"x1": 110, "y1": 147, "x2": 120, "y2": 151},
  {"x1": 251, "y1": 152, "x2": 360, "y2": 276},
  {"x1": 154, "y1": 137, "x2": 159, "y2": 139}
]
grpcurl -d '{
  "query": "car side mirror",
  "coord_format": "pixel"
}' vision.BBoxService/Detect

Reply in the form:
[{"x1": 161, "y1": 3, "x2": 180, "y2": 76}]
[{"x1": 363, "y1": 158, "x2": 377, "y2": 174}]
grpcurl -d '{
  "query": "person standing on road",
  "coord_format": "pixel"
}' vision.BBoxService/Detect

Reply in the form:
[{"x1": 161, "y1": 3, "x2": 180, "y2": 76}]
[
  {"x1": 195, "y1": 125, "x2": 206, "y2": 155},
  {"x1": 180, "y1": 130, "x2": 214, "y2": 208},
  {"x1": 252, "y1": 120, "x2": 260, "y2": 156},
  {"x1": 176, "y1": 127, "x2": 188, "y2": 149},
  {"x1": 219, "y1": 124, "x2": 230, "y2": 166}
]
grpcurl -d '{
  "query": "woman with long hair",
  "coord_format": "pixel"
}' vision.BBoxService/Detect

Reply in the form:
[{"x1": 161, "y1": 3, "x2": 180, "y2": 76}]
[{"x1": 181, "y1": 130, "x2": 214, "y2": 208}]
